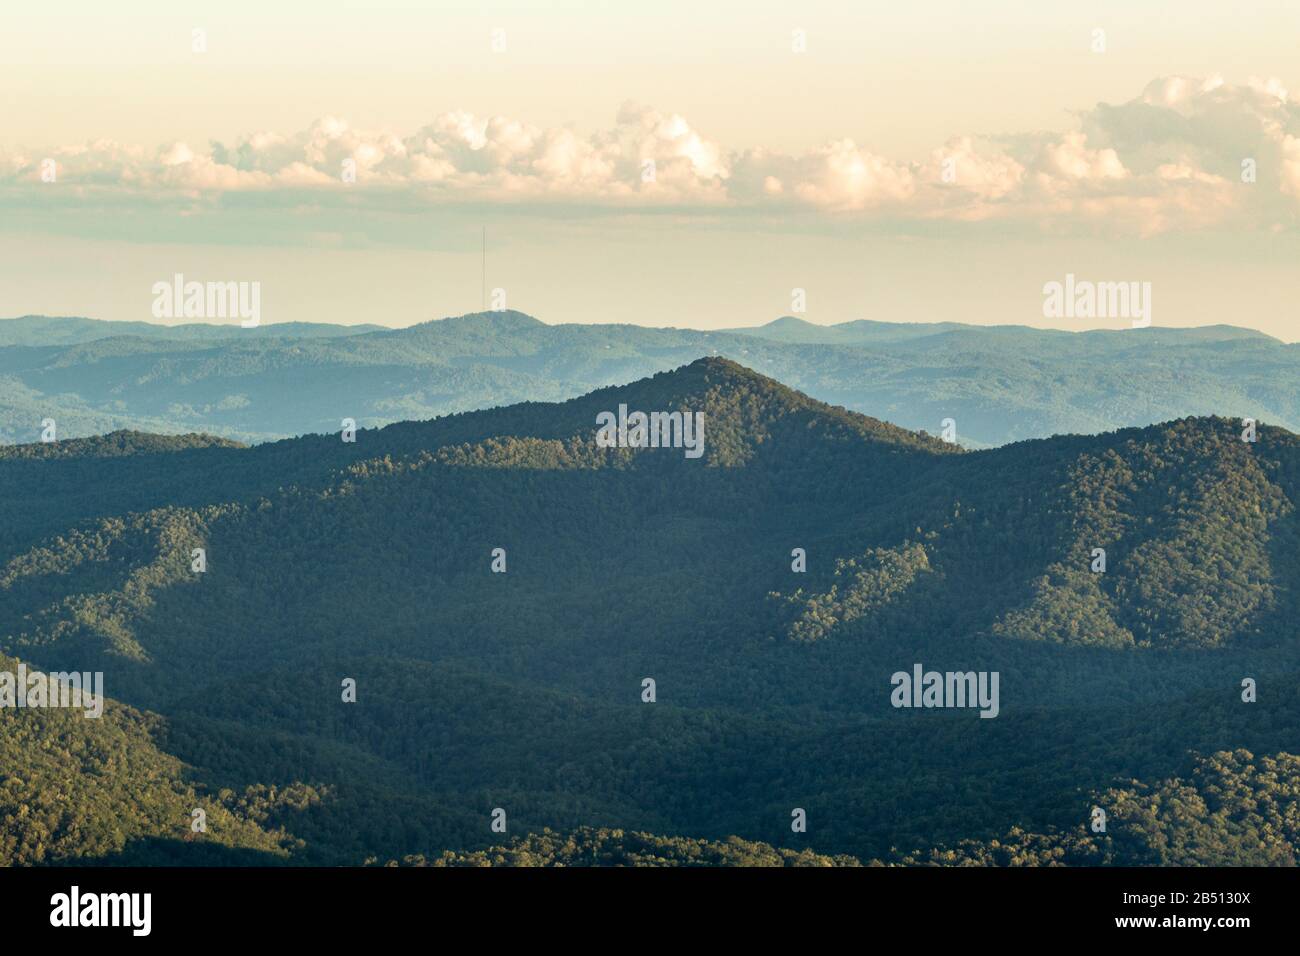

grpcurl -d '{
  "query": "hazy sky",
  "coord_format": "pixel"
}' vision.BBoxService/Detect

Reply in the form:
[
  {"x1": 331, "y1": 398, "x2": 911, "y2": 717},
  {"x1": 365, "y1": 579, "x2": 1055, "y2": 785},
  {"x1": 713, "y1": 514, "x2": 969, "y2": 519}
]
[{"x1": 2, "y1": 1, "x2": 1299, "y2": 337}]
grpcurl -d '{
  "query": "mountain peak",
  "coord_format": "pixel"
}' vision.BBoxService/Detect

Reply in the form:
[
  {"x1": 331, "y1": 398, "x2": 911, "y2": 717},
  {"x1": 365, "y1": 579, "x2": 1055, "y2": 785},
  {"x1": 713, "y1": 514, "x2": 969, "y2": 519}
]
[
  {"x1": 681, "y1": 354, "x2": 757, "y2": 374},
  {"x1": 362, "y1": 355, "x2": 959, "y2": 466},
  {"x1": 425, "y1": 310, "x2": 545, "y2": 330},
  {"x1": 566, "y1": 357, "x2": 959, "y2": 460}
]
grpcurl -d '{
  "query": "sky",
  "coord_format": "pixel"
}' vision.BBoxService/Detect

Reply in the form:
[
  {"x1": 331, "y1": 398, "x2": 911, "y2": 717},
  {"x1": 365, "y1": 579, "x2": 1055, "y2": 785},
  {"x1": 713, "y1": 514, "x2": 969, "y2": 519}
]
[{"x1": 2, "y1": 1, "x2": 1299, "y2": 338}]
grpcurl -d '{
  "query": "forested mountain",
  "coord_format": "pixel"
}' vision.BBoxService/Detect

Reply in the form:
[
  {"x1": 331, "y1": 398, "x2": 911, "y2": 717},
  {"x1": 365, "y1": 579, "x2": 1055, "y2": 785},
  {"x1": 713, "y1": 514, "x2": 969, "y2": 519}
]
[
  {"x1": 395, "y1": 827, "x2": 864, "y2": 867},
  {"x1": 2, "y1": 312, "x2": 1296, "y2": 447},
  {"x1": 414, "y1": 749, "x2": 1300, "y2": 867},
  {"x1": 2, "y1": 359, "x2": 1299, "y2": 866},
  {"x1": 733, "y1": 315, "x2": 1276, "y2": 347},
  {"x1": 0, "y1": 315, "x2": 382, "y2": 347}
]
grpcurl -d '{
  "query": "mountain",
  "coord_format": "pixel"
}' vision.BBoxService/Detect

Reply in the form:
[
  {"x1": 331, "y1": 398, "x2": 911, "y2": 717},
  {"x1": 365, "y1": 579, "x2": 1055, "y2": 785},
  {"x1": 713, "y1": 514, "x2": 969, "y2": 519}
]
[
  {"x1": 733, "y1": 315, "x2": 1277, "y2": 347},
  {"x1": 2, "y1": 312, "x2": 1297, "y2": 447},
  {"x1": 0, "y1": 315, "x2": 383, "y2": 347},
  {"x1": 731, "y1": 315, "x2": 972, "y2": 344},
  {"x1": 2, "y1": 359, "x2": 1299, "y2": 865}
]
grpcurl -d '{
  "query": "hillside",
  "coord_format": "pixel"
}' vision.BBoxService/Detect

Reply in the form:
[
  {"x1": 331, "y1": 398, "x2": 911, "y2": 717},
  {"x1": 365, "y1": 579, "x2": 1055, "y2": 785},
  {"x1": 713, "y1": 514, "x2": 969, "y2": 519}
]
[
  {"x1": 0, "y1": 651, "x2": 298, "y2": 865},
  {"x1": 2, "y1": 312, "x2": 1298, "y2": 446},
  {"x1": 397, "y1": 749, "x2": 1300, "y2": 867},
  {"x1": 398, "y1": 827, "x2": 863, "y2": 867},
  {"x1": 889, "y1": 749, "x2": 1300, "y2": 867},
  {"x1": 2, "y1": 359, "x2": 1299, "y2": 865}
]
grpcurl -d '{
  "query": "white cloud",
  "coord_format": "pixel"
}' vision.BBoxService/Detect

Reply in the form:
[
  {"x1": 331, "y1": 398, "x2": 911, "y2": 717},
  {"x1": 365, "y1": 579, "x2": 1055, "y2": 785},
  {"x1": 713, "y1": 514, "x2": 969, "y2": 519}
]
[
  {"x1": 1036, "y1": 131, "x2": 1129, "y2": 183},
  {"x1": 2, "y1": 75, "x2": 1299, "y2": 234}
]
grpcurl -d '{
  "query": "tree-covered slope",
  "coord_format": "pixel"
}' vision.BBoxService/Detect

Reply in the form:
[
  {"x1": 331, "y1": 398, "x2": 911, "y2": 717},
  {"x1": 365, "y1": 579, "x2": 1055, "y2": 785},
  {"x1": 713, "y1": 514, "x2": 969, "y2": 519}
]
[
  {"x1": 398, "y1": 827, "x2": 862, "y2": 867},
  {"x1": 2, "y1": 360, "x2": 1298, "y2": 865},
  {"x1": 0, "y1": 651, "x2": 299, "y2": 865},
  {"x1": 391, "y1": 746, "x2": 1300, "y2": 867},
  {"x1": 890, "y1": 749, "x2": 1300, "y2": 867}
]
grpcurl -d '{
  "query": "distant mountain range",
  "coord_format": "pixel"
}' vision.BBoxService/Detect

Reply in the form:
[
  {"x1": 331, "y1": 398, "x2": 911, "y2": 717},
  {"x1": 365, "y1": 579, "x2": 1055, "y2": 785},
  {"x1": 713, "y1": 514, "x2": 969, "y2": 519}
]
[
  {"x1": 3, "y1": 359, "x2": 1299, "y2": 865},
  {"x1": 0, "y1": 315, "x2": 386, "y2": 347},
  {"x1": 1, "y1": 311, "x2": 1295, "y2": 446}
]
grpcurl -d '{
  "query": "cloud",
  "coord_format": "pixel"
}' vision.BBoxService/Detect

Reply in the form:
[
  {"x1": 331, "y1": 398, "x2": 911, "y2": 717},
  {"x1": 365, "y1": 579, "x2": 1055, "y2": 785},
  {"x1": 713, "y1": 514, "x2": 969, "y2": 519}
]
[
  {"x1": 731, "y1": 140, "x2": 914, "y2": 211},
  {"x1": 2, "y1": 76, "x2": 1299, "y2": 234}
]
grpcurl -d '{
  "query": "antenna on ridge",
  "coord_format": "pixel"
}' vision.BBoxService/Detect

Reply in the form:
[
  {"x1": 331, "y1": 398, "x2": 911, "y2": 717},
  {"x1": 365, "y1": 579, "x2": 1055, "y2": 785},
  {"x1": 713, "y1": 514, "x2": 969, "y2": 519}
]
[{"x1": 481, "y1": 226, "x2": 486, "y2": 312}]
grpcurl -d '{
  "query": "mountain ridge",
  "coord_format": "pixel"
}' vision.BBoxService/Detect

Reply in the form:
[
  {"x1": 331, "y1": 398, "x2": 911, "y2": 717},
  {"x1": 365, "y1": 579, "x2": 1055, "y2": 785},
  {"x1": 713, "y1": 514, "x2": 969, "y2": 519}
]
[{"x1": 3, "y1": 311, "x2": 1296, "y2": 447}]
